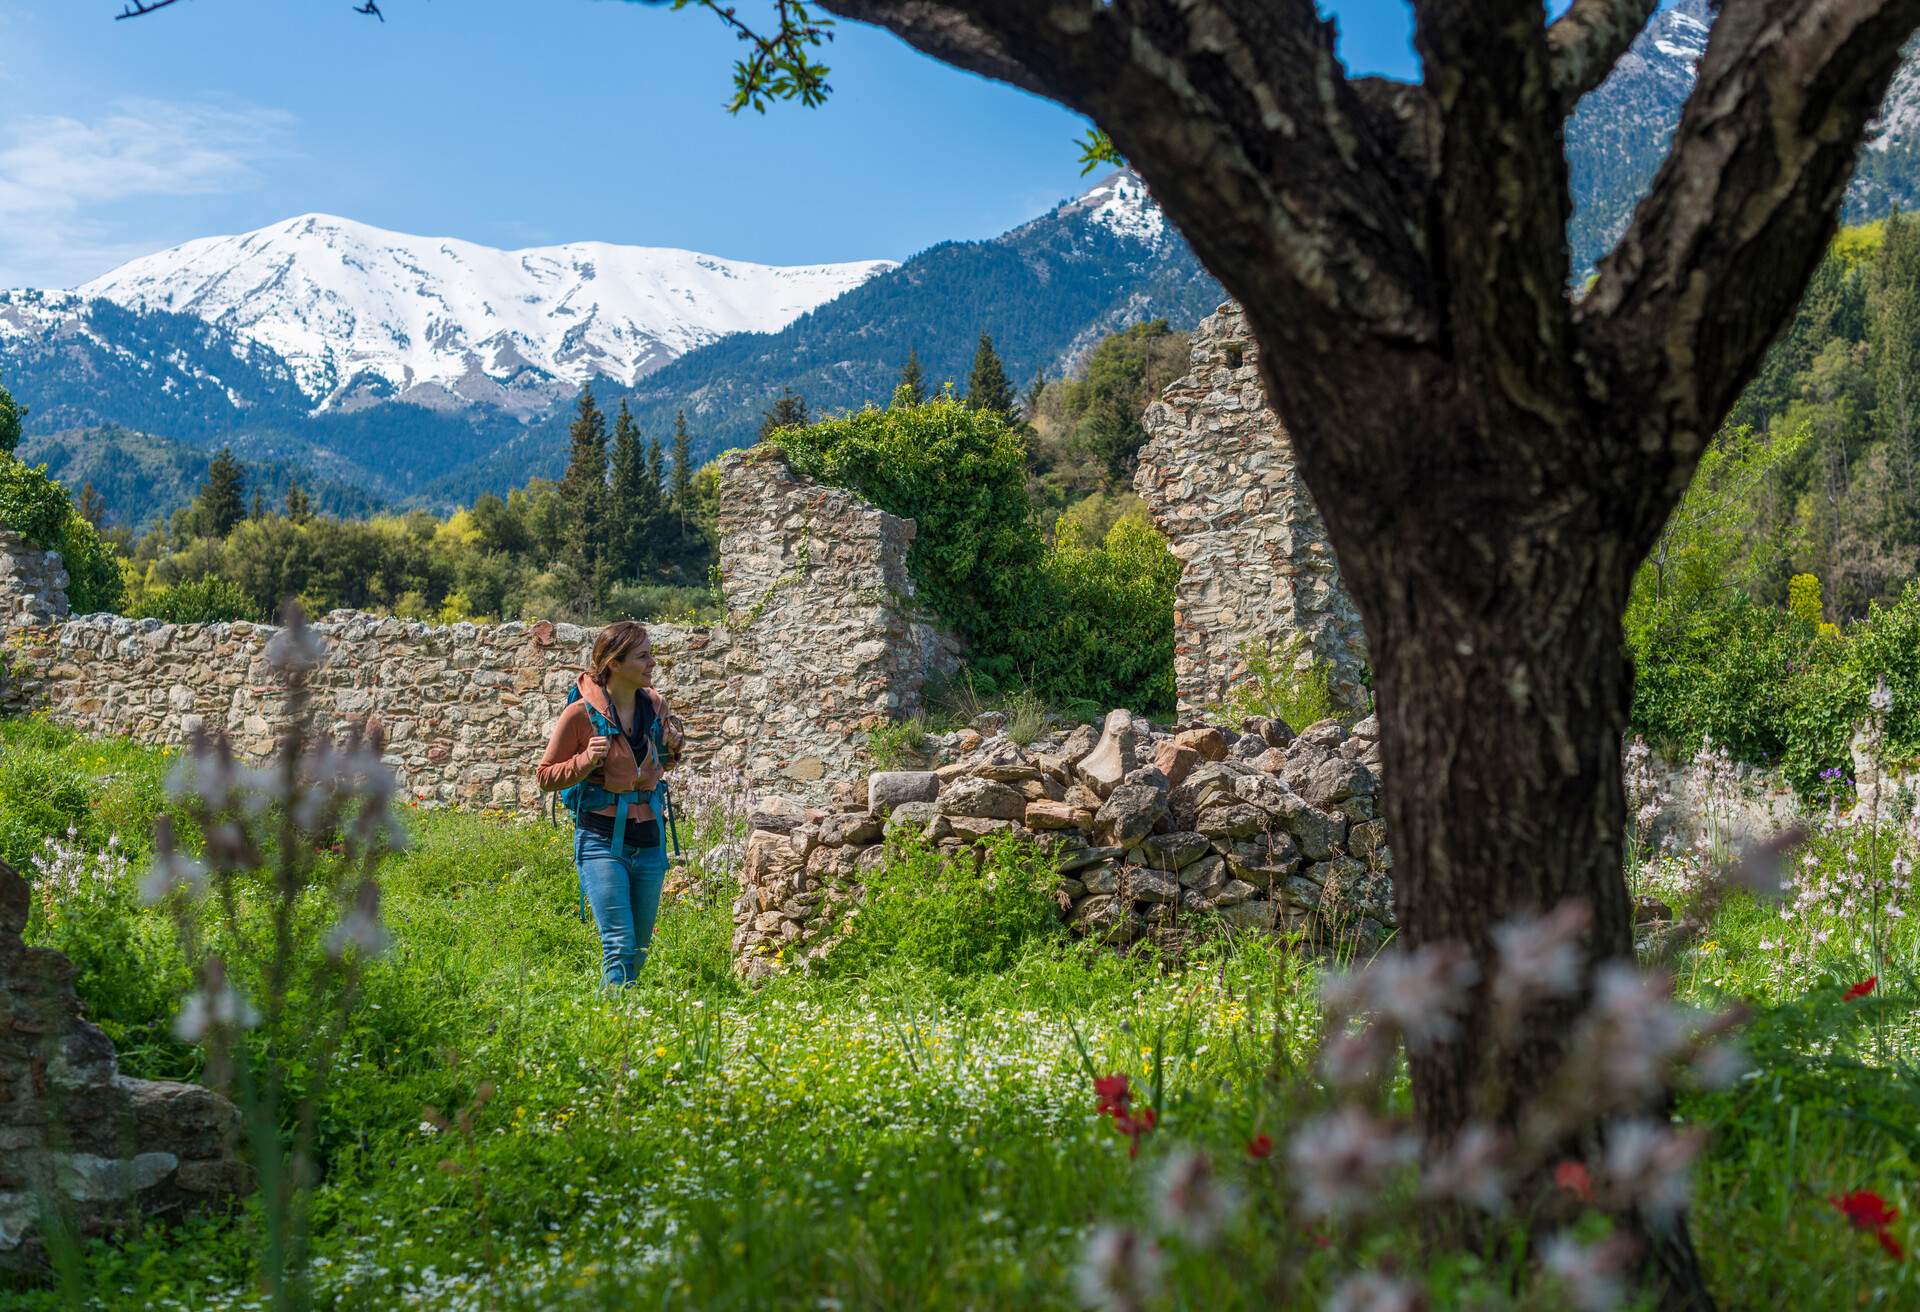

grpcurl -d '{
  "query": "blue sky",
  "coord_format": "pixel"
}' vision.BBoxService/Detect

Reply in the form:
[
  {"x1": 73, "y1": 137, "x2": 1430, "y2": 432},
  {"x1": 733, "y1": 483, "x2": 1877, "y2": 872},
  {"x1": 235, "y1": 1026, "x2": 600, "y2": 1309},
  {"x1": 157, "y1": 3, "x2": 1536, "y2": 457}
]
[{"x1": 0, "y1": 2, "x2": 1558, "y2": 287}]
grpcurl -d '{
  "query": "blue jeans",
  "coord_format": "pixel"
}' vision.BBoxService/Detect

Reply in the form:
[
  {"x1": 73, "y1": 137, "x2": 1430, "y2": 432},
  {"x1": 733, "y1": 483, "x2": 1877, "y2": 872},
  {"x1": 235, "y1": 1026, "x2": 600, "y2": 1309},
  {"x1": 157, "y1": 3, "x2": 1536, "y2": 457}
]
[{"x1": 575, "y1": 826, "x2": 669, "y2": 986}]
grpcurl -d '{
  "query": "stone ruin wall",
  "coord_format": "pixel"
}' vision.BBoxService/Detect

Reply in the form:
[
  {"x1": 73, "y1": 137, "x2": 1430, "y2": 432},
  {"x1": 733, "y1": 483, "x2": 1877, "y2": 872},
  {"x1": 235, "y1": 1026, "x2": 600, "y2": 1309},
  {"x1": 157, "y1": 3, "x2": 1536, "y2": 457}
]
[
  {"x1": 0, "y1": 857, "x2": 251, "y2": 1272},
  {"x1": 731, "y1": 706, "x2": 1394, "y2": 977},
  {"x1": 0, "y1": 446, "x2": 960, "y2": 808},
  {"x1": 1135, "y1": 301, "x2": 1371, "y2": 720}
]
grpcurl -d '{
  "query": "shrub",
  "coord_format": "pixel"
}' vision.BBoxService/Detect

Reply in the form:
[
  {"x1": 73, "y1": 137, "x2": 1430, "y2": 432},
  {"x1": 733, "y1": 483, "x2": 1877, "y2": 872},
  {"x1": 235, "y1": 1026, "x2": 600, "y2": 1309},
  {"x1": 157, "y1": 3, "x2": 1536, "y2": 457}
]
[
  {"x1": 771, "y1": 405, "x2": 1180, "y2": 713},
  {"x1": 825, "y1": 831, "x2": 1063, "y2": 978},
  {"x1": 127, "y1": 574, "x2": 260, "y2": 624},
  {"x1": 768, "y1": 398, "x2": 1044, "y2": 651},
  {"x1": 1629, "y1": 580, "x2": 1920, "y2": 795},
  {"x1": 0, "y1": 455, "x2": 124, "y2": 614},
  {"x1": 1220, "y1": 633, "x2": 1344, "y2": 732}
]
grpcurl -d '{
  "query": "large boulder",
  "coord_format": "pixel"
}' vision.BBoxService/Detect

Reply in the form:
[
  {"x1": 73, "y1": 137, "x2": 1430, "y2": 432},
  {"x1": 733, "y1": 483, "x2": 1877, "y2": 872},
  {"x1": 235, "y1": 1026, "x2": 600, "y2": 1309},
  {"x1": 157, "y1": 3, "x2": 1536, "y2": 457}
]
[
  {"x1": 868, "y1": 771, "x2": 941, "y2": 815},
  {"x1": 1095, "y1": 783, "x2": 1166, "y2": 848},
  {"x1": 936, "y1": 776, "x2": 1027, "y2": 822},
  {"x1": 1074, "y1": 709, "x2": 1139, "y2": 798}
]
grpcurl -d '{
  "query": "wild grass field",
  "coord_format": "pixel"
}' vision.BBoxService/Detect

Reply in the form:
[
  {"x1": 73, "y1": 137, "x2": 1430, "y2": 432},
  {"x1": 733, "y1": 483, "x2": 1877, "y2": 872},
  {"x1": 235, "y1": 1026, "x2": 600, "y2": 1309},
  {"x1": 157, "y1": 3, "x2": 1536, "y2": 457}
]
[{"x1": 2, "y1": 714, "x2": 1915, "y2": 1310}]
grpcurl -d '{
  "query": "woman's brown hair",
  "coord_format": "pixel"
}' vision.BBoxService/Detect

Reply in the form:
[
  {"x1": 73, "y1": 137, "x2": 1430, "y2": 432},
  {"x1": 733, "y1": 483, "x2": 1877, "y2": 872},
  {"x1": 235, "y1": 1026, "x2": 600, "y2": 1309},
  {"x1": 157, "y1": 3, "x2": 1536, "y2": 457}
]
[{"x1": 589, "y1": 620, "x2": 651, "y2": 687}]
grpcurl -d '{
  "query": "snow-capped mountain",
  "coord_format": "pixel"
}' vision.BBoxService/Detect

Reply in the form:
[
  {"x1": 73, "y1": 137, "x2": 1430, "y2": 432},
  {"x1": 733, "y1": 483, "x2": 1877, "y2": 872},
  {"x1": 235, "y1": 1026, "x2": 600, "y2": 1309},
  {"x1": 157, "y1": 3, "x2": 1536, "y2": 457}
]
[
  {"x1": 73, "y1": 215, "x2": 894, "y2": 417},
  {"x1": 1568, "y1": 0, "x2": 1920, "y2": 271}
]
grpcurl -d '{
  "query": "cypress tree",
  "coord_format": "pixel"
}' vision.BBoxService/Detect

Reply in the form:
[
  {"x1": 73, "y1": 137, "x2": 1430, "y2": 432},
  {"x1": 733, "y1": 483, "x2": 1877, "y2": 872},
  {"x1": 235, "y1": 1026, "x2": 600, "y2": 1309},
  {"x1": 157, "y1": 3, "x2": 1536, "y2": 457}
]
[
  {"x1": 759, "y1": 388, "x2": 809, "y2": 439},
  {"x1": 892, "y1": 347, "x2": 926, "y2": 408},
  {"x1": 193, "y1": 447, "x2": 247, "y2": 539},
  {"x1": 284, "y1": 478, "x2": 311, "y2": 522},
  {"x1": 670, "y1": 410, "x2": 694, "y2": 535},
  {"x1": 608, "y1": 400, "x2": 648, "y2": 581},
  {"x1": 76, "y1": 481, "x2": 106, "y2": 528},
  {"x1": 560, "y1": 386, "x2": 610, "y2": 613},
  {"x1": 966, "y1": 332, "x2": 1015, "y2": 416}
]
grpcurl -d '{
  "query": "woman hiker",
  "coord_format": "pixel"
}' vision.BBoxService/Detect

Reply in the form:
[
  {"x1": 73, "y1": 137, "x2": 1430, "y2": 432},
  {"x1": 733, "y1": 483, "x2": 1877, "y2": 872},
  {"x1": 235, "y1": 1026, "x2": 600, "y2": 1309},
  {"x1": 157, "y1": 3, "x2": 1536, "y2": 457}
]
[{"x1": 538, "y1": 621, "x2": 685, "y2": 986}]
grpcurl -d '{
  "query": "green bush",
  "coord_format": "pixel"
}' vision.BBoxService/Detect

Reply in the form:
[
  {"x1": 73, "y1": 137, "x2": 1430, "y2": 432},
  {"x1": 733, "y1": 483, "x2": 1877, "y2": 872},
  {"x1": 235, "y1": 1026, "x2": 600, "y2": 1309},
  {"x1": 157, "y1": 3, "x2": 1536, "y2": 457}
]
[
  {"x1": 1219, "y1": 633, "x2": 1345, "y2": 732},
  {"x1": 824, "y1": 831, "x2": 1063, "y2": 978},
  {"x1": 1629, "y1": 580, "x2": 1920, "y2": 795},
  {"x1": 127, "y1": 574, "x2": 261, "y2": 624},
  {"x1": 769, "y1": 402, "x2": 1180, "y2": 713},
  {"x1": 768, "y1": 398, "x2": 1043, "y2": 649},
  {"x1": 0, "y1": 455, "x2": 123, "y2": 614}
]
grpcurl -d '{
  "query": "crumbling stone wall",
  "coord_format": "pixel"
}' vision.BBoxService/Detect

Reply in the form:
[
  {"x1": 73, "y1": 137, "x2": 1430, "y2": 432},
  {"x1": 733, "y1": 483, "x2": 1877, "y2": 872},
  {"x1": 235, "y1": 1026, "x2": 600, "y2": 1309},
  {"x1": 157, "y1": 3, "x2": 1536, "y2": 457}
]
[
  {"x1": 0, "y1": 528, "x2": 67, "y2": 629},
  {"x1": 0, "y1": 858, "x2": 251, "y2": 1272},
  {"x1": 732, "y1": 707, "x2": 1392, "y2": 976},
  {"x1": 0, "y1": 446, "x2": 959, "y2": 806},
  {"x1": 1135, "y1": 302, "x2": 1370, "y2": 718}
]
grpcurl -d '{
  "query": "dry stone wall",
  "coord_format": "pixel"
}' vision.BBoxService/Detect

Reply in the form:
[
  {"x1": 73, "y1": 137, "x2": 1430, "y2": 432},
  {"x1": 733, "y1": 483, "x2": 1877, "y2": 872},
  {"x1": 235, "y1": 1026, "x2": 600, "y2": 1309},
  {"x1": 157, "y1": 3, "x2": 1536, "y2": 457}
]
[
  {"x1": 731, "y1": 707, "x2": 1393, "y2": 977},
  {"x1": 0, "y1": 528, "x2": 67, "y2": 629},
  {"x1": 0, "y1": 446, "x2": 959, "y2": 807},
  {"x1": 1136, "y1": 302, "x2": 1370, "y2": 719},
  {"x1": 0, "y1": 857, "x2": 251, "y2": 1272}
]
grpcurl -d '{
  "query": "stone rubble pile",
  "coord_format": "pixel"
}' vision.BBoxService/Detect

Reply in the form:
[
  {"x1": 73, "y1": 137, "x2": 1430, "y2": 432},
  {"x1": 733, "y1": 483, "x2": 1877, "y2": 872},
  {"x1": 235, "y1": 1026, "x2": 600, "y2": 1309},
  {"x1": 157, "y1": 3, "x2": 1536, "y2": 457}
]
[
  {"x1": 0, "y1": 859, "x2": 252, "y2": 1272},
  {"x1": 731, "y1": 707, "x2": 1393, "y2": 977}
]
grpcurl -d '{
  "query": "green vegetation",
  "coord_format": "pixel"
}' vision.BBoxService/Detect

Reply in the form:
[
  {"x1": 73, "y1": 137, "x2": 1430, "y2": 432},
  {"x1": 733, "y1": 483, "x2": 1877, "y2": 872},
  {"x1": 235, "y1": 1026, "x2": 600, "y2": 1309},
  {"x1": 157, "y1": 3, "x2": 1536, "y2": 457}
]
[
  {"x1": 96, "y1": 386, "x2": 722, "y2": 627},
  {"x1": 770, "y1": 395, "x2": 1179, "y2": 713},
  {"x1": 5, "y1": 720, "x2": 1915, "y2": 1309},
  {"x1": 1218, "y1": 635, "x2": 1345, "y2": 733},
  {"x1": 0, "y1": 452, "x2": 123, "y2": 614}
]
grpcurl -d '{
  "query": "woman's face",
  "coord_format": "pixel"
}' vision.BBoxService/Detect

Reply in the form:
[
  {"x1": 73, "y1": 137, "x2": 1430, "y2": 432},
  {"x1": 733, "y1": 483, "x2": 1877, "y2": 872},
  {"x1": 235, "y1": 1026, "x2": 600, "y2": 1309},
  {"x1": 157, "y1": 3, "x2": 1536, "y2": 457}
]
[{"x1": 612, "y1": 638, "x2": 655, "y2": 688}]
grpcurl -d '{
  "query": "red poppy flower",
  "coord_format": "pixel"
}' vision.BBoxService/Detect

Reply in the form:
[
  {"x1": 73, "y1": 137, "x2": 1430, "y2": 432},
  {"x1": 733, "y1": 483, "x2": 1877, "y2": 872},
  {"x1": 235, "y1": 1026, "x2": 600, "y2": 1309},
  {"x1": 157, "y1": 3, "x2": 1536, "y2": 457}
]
[
  {"x1": 1831, "y1": 1190, "x2": 1904, "y2": 1260},
  {"x1": 1094, "y1": 1073, "x2": 1131, "y2": 1112},
  {"x1": 1833, "y1": 1189, "x2": 1898, "y2": 1231},
  {"x1": 1247, "y1": 1133, "x2": 1273, "y2": 1159},
  {"x1": 1554, "y1": 1159, "x2": 1594, "y2": 1202},
  {"x1": 1843, "y1": 977, "x2": 1878, "y2": 1002}
]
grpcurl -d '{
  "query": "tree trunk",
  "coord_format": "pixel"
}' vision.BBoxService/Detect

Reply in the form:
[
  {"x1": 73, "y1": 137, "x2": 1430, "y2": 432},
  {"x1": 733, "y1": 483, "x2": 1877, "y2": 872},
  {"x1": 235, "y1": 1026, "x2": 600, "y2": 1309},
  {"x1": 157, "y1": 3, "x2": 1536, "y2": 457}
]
[{"x1": 1306, "y1": 413, "x2": 1716, "y2": 1308}]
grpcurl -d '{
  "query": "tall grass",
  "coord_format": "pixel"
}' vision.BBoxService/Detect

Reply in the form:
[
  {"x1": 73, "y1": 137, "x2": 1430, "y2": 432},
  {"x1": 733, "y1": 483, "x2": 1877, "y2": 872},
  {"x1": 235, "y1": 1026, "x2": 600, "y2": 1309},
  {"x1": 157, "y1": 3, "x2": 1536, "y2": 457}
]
[{"x1": 4, "y1": 719, "x2": 1916, "y2": 1309}]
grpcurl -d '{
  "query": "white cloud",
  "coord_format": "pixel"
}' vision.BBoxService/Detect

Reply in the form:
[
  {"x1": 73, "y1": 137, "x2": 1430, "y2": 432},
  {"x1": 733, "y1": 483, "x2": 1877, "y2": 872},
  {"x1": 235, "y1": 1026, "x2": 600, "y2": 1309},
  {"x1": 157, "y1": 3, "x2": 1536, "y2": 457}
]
[{"x1": 0, "y1": 98, "x2": 294, "y2": 286}]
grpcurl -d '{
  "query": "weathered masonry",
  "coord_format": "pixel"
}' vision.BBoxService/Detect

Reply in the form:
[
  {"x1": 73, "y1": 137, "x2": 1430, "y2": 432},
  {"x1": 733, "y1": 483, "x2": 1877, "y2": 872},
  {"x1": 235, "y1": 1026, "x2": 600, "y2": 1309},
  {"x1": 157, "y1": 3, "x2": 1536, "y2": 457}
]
[
  {"x1": 1136, "y1": 302, "x2": 1370, "y2": 719},
  {"x1": 0, "y1": 446, "x2": 959, "y2": 806}
]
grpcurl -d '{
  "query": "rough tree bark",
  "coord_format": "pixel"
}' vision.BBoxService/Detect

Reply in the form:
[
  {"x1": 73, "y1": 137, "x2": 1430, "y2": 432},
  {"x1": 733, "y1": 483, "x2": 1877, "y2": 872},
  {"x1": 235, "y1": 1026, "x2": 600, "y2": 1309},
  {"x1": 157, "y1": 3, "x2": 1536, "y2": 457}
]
[{"x1": 814, "y1": 0, "x2": 1920, "y2": 1304}]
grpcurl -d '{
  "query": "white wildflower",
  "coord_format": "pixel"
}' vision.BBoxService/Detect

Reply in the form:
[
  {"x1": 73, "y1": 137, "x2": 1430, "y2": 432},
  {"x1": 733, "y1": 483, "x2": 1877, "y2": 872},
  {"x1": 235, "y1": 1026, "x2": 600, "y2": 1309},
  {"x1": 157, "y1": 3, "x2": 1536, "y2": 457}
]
[
  {"x1": 1325, "y1": 1271, "x2": 1424, "y2": 1312},
  {"x1": 173, "y1": 980, "x2": 261, "y2": 1042},
  {"x1": 1289, "y1": 1107, "x2": 1417, "y2": 1219},
  {"x1": 1602, "y1": 1118, "x2": 1703, "y2": 1221},
  {"x1": 1538, "y1": 1232, "x2": 1634, "y2": 1312},
  {"x1": 1418, "y1": 1121, "x2": 1509, "y2": 1214},
  {"x1": 1490, "y1": 901, "x2": 1590, "y2": 1009},
  {"x1": 1151, "y1": 1150, "x2": 1240, "y2": 1247},
  {"x1": 1074, "y1": 1225, "x2": 1163, "y2": 1312}
]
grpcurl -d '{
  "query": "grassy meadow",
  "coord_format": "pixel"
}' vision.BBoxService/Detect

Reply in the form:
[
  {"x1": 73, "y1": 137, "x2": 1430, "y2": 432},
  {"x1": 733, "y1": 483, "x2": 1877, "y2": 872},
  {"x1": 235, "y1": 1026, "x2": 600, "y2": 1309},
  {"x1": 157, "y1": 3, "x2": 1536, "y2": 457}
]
[{"x1": 2, "y1": 714, "x2": 1916, "y2": 1310}]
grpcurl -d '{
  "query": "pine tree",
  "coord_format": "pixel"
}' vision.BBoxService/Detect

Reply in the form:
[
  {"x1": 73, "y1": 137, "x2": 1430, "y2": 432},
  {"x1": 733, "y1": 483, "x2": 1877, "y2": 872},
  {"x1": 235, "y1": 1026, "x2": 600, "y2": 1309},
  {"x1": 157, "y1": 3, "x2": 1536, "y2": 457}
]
[
  {"x1": 607, "y1": 401, "x2": 649, "y2": 581},
  {"x1": 759, "y1": 388, "x2": 809, "y2": 439},
  {"x1": 892, "y1": 347, "x2": 926, "y2": 408},
  {"x1": 192, "y1": 447, "x2": 247, "y2": 539},
  {"x1": 249, "y1": 489, "x2": 265, "y2": 521},
  {"x1": 559, "y1": 386, "x2": 610, "y2": 613},
  {"x1": 966, "y1": 332, "x2": 1015, "y2": 416},
  {"x1": 76, "y1": 481, "x2": 106, "y2": 528},
  {"x1": 284, "y1": 479, "x2": 311, "y2": 522},
  {"x1": 1020, "y1": 368, "x2": 1047, "y2": 427},
  {"x1": 670, "y1": 409, "x2": 694, "y2": 538}
]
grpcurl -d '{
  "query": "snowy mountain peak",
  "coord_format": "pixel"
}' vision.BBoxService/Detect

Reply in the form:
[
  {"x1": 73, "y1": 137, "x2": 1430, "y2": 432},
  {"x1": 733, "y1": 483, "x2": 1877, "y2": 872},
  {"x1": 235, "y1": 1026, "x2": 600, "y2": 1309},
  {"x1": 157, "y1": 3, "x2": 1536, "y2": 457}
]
[
  {"x1": 1063, "y1": 172, "x2": 1168, "y2": 246},
  {"x1": 76, "y1": 216, "x2": 895, "y2": 416}
]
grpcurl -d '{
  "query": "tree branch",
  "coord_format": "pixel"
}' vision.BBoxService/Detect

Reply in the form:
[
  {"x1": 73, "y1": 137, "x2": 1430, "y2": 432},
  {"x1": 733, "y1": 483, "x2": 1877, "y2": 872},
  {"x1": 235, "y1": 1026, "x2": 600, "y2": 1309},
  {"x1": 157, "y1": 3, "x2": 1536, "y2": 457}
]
[
  {"x1": 115, "y1": 0, "x2": 186, "y2": 18},
  {"x1": 1408, "y1": 1, "x2": 1579, "y2": 423},
  {"x1": 1580, "y1": 0, "x2": 1920, "y2": 533},
  {"x1": 823, "y1": 0, "x2": 1434, "y2": 351},
  {"x1": 1546, "y1": 0, "x2": 1660, "y2": 112}
]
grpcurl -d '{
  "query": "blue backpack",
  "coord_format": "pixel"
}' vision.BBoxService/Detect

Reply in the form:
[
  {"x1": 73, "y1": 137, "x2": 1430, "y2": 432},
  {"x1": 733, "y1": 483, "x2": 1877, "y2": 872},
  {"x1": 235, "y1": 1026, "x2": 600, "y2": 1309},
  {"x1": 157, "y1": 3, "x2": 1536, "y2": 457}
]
[{"x1": 557, "y1": 685, "x2": 682, "y2": 921}]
